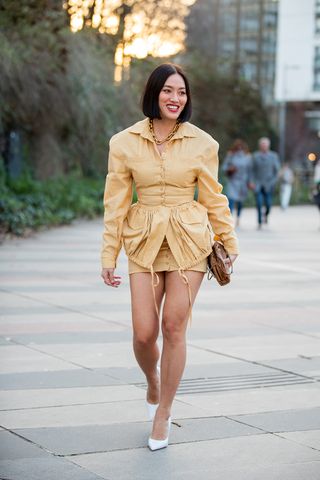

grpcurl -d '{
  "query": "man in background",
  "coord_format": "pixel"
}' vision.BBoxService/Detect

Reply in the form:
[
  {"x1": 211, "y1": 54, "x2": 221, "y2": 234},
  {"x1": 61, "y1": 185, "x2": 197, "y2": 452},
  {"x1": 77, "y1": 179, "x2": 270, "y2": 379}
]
[{"x1": 250, "y1": 137, "x2": 281, "y2": 229}]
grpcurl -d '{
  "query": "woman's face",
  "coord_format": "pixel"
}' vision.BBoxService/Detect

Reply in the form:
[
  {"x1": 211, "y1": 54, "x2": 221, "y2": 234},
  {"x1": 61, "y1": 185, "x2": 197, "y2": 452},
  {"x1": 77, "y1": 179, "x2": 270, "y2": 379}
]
[{"x1": 158, "y1": 73, "x2": 187, "y2": 121}]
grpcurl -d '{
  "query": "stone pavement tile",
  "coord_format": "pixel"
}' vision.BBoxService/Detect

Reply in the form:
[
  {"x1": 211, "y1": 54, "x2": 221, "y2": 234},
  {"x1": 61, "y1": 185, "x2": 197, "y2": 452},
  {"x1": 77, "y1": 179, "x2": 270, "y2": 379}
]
[
  {"x1": 0, "y1": 385, "x2": 144, "y2": 410},
  {"x1": 186, "y1": 323, "x2": 289, "y2": 339},
  {"x1": 97, "y1": 360, "x2": 273, "y2": 384},
  {"x1": 66, "y1": 303, "x2": 131, "y2": 316},
  {"x1": 230, "y1": 407, "x2": 320, "y2": 433},
  {"x1": 0, "y1": 430, "x2": 49, "y2": 460},
  {"x1": 0, "y1": 291, "x2": 41, "y2": 309},
  {"x1": 0, "y1": 277, "x2": 89, "y2": 289},
  {"x1": 0, "y1": 398, "x2": 205, "y2": 429},
  {"x1": 195, "y1": 286, "x2": 319, "y2": 310},
  {"x1": 95, "y1": 366, "x2": 145, "y2": 383},
  {"x1": 141, "y1": 462, "x2": 320, "y2": 480},
  {"x1": 0, "y1": 319, "x2": 123, "y2": 335},
  {"x1": 0, "y1": 311, "x2": 115, "y2": 325},
  {"x1": 1, "y1": 303, "x2": 84, "y2": 316},
  {"x1": 182, "y1": 361, "x2": 280, "y2": 379},
  {"x1": 0, "y1": 458, "x2": 104, "y2": 480},
  {"x1": 14, "y1": 416, "x2": 261, "y2": 456},
  {"x1": 278, "y1": 430, "x2": 320, "y2": 450},
  {"x1": 189, "y1": 333, "x2": 320, "y2": 362},
  {"x1": 0, "y1": 430, "x2": 103, "y2": 479},
  {"x1": 3, "y1": 284, "x2": 102, "y2": 294},
  {"x1": 70, "y1": 433, "x2": 320, "y2": 480},
  {"x1": 1, "y1": 260, "x2": 100, "y2": 275},
  {"x1": 0, "y1": 345, "x2": 79, "y2": 374},
  {"x1": 35, "y1": 341, "x2": 233, "y2": 370},
  {"x1": 7, "y1": 330, "x2": 132, "y2": 345},
  {"x1": 0, "y1": 368, "x2": 123, "y2": 390},
  {"x1": 35, "y1": 342, "x2": 137, "y2": 369},
  {"x1": 249, "y1": 306, "x2": 320, "y2": 330},
  {"x1": 262, "y1": 357, "x2": 320, "y2": 378},
  {"x1": 243, "y1": 308, "x2": 320, "y2": 335},
  {"x1": 177, "y1": 383, "x2": 320, "y2": 416},
  {"x1": 9, "y1": 290, "x2": 130, "y2": 310}
]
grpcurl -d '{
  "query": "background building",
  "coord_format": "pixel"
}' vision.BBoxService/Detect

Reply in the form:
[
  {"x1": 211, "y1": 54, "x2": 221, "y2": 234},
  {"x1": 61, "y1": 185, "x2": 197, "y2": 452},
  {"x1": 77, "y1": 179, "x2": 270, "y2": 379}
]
[
  {"x1": 275, "y1": 0, "x2": 320, "y2": 166},
  {"x1": 187, "y1": 0, "x2": 279, "y2": 106}
]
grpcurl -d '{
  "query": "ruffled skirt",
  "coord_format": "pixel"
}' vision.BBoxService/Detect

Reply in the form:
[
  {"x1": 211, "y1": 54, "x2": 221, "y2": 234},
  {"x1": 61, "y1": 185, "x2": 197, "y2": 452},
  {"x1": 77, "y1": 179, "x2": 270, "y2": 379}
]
[{"x1": 128, "y1": 237, "x2": 207, "y2": 274}]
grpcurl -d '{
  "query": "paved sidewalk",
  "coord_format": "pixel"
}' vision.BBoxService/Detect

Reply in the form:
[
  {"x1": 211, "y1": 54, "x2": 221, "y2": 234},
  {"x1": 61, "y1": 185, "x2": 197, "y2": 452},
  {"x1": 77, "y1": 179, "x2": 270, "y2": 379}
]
[{"x1": 1, "y1": 205, "x2": 320, "y2": 480}]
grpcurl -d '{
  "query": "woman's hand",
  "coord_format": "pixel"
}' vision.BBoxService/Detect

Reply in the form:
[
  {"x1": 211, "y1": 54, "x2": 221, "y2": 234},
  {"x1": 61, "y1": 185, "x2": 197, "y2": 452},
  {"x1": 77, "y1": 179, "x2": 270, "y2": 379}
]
[
  {"x1": 101, "y1": 268, "x2": 122, "y2": 288},
  {"x1": 224, "y1": 254, "x2": 238, "y2": 272}
]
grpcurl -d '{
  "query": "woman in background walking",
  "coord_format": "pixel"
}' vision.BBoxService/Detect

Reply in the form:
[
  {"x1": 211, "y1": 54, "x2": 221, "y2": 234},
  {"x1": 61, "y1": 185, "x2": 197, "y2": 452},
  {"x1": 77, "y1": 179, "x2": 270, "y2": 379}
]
[
  {"x1": 312, "y1": 158, "x2": 320, "y2": 224},
  {"x1": 223, "y1": 139, "x2": 252, "y2": 227},
  {"x1": 279, "y1": 163, "x2": 294, "y2": 210}
]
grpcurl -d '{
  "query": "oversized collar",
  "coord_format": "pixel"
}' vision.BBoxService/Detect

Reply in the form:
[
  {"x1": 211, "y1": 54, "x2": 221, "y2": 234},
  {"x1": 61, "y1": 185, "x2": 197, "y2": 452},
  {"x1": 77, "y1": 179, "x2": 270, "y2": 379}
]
[{"x1": 128, "y1": 118, "x2": 197, "y2": 142}]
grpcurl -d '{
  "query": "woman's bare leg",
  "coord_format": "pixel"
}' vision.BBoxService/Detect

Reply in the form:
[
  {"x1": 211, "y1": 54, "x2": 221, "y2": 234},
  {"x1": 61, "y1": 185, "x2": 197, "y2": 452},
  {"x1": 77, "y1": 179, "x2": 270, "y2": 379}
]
[
  {"x1": 151, "y1": 270, "x2": 204, "y2": 439},
  {"x1": 130, "y1": 272, "x2": 165, "y2": 404}
]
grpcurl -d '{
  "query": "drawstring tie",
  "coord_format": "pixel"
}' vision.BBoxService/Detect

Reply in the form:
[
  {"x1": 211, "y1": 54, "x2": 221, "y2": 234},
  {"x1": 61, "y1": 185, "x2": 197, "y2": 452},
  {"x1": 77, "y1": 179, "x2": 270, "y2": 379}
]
[
  {"x1": 149, "y1": 264, "x2": 193, "y2": 325},
  {"x1": 150, "y1": 264, "x2": 160, "y2": 320},
  {"x1": 178, "y1": 268, "x2": 193, "y2": 325}
]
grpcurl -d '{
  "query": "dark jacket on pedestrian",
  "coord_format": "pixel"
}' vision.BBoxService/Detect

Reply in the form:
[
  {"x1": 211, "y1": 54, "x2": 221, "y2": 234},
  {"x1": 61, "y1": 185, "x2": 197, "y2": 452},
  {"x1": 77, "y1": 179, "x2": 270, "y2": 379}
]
[{"x1": 251, "y1": 150, "x2": 280, "y2": 192}]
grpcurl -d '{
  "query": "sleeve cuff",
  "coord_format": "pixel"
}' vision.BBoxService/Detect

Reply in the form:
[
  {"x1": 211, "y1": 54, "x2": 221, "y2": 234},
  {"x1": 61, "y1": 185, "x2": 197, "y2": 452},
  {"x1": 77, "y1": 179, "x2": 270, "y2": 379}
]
[
  {"x1": 101, "y1": 258, "x2": 116, "y2": 269},
  {"x1": 214, "y1": 235, "x2": 239, "y2": 255}
]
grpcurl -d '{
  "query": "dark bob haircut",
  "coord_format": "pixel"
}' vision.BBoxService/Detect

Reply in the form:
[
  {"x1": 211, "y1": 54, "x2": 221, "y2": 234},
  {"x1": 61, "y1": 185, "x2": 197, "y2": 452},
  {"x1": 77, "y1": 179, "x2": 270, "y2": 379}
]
[{"x1": 142, "y1": 63, "x2": 192, "y2": 122}]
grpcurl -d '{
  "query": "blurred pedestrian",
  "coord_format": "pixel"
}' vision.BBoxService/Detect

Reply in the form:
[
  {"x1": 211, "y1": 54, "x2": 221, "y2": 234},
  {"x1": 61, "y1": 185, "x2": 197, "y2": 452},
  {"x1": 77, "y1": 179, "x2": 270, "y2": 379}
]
[
  {"x1": 250, "y1": 137, "x2": 280, "y2": 229},
  {"x1": 312, "y1": 158, "x2": 320, "y2": 215},
  {"x1": 100, "y1": 63, "x2": 239, "y2": 451},
  {"x1": 223, "y1": 139, "x2": 252, "y2": 227},
  {"x1": 279, "y1": 163, "x2": 294, "y2": 210}
]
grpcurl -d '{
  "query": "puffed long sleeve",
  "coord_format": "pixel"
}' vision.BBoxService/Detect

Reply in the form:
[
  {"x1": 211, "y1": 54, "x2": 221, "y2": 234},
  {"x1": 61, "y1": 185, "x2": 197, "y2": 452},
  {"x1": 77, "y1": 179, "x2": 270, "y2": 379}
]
[
  {"x1": 101, "y1": 137, "x2": 133, "y2": 268},
  {"x1": 197, "y1": 142, "x2": 239, "y2": 254}
]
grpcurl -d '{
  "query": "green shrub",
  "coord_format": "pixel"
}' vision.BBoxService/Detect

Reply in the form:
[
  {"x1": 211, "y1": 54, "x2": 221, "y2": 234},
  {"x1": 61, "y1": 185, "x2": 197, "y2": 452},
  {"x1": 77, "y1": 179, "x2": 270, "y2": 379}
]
[{"x1": 0, "y1": 173, "x2": 104, "y2": 236}]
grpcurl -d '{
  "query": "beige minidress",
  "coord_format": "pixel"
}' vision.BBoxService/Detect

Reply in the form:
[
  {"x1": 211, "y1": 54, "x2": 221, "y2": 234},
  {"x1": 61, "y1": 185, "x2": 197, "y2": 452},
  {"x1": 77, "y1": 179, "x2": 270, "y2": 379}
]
[{"x1": 128, "y1": 237, "x2": 207, "y2": 274}]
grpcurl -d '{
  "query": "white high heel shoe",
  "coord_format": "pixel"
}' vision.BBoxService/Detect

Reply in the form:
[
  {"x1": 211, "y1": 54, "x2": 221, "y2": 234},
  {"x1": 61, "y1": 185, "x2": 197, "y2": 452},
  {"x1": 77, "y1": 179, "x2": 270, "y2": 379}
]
[
  {"x1": 146, "y1": 365, "x2": 160, "y2": 421},
  {"x1": 148, "y1": 416, "x2": 172, "y2": 451}
]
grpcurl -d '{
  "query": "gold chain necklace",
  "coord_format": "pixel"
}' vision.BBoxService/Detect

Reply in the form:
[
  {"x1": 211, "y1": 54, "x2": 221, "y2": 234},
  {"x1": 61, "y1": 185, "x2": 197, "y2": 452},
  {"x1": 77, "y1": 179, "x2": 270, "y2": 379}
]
[{"x1": 148, "y1": 118, "x2": 180, "y2": 145}]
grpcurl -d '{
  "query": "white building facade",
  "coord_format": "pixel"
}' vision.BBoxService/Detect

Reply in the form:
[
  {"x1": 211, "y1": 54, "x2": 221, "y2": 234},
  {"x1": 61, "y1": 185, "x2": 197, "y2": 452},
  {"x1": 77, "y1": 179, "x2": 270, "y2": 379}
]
[
  {"x1": 275, "y1": 0, "x2": 320, "y2": 166},
  {"x1": 275, "y1": 0, "x2": 320, "y2": 102}
]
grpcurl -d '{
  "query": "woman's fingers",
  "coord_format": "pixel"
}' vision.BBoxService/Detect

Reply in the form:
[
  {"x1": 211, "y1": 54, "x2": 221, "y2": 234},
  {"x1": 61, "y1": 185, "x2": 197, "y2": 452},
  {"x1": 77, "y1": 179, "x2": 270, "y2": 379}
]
[
  {"x1": 224, "y1": 254, "x2": 238, "y2": 273},
  {"x1": 224, "y1": 258, "x2": 233, "y2": 273},
  {"x1": 101, "y1": 269, "x2": 122, "y2": 287}
]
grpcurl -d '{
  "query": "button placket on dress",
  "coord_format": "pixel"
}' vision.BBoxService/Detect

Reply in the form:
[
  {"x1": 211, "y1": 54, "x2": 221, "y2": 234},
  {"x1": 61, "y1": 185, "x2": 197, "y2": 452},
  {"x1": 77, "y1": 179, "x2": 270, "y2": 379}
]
[{"x1": 160, "y1": 151, "x2": 166, "y2": 205}]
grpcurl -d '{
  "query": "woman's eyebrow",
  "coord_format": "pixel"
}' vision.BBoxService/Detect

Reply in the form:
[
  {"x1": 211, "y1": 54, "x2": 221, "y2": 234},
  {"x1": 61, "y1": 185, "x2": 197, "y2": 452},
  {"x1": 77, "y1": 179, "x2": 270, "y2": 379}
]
[{"x1": 163, "y1": 84, "x2": 186, "y2": 90}]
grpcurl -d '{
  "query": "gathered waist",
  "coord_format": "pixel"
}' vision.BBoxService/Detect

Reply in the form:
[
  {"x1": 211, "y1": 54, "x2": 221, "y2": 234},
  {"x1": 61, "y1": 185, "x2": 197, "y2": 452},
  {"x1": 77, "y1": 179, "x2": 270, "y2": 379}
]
[
  {"x1": 135, "y1": 199, "x2": 198, "y2": 211},
  {"x1": 136, "y1": 189, "x2": 195, "y2": 208}
]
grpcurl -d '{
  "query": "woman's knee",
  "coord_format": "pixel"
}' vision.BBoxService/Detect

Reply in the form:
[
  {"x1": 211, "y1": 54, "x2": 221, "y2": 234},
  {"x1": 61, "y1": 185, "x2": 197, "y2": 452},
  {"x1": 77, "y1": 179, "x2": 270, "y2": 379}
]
[
  {"x1": 161, "y1": 311, "x2": 186, "y2": 343},
  {"x1": 133, "y1": 329, "x2": 158, "y2": 348}
]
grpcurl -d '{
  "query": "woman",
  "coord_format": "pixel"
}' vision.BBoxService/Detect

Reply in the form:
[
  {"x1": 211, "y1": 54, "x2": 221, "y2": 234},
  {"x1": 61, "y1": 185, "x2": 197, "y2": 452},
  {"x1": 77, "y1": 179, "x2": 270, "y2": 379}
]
[
  {"x1": 279, "y1": 163, "x2": 294, "y2": 210},
  {"x1": 312, "y1": 158, "x2": 320, "y2": 218},
  {"x1": 101, "y1": 63, "x2": 239, "y2": 451},
  {"x1": 222, "y1": 139, "x2": 252, "y2": 227}
]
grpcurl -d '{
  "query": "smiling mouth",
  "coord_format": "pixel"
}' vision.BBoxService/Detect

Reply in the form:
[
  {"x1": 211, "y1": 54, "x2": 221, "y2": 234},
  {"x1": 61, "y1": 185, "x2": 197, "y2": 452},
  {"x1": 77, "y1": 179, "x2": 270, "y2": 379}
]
[{"x1": 166, "y1": 104, "x2": 179, "y2": 112}]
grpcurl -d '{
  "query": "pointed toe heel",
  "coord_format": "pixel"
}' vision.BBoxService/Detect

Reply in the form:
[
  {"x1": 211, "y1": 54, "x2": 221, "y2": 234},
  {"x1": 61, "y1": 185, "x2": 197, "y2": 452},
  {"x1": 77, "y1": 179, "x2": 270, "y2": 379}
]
[{"x1": 148, "y1": 416, "x2": 171, "y2": 451}]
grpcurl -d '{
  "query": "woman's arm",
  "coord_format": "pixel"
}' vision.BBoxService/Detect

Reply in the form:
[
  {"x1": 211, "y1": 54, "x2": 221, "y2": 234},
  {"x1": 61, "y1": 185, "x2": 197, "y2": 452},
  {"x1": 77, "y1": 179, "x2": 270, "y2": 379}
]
[
  {"x1": 101, "y1": 136, "x2": 133, "y2": 277},
  {"x1": 197, "y1": 141, "x2": 239, "y2": 257}
]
